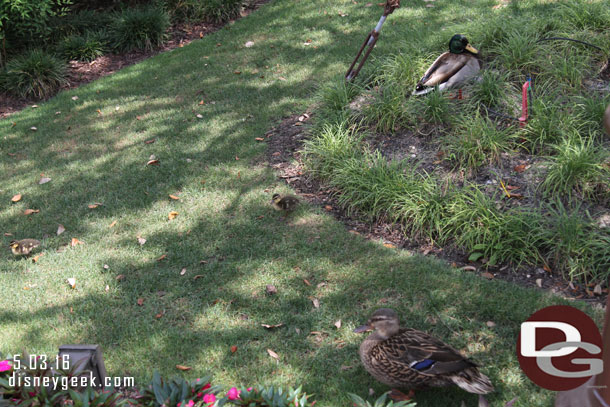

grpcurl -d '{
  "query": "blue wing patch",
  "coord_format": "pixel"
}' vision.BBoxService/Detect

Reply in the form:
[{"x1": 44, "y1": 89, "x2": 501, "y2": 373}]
[{"x1": 410, "y1": 359, "x2": 436, "y2": 371}]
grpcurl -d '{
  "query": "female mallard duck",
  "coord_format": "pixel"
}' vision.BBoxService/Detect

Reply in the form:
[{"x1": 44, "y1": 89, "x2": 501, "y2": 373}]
[
  {"x1": 354, "y1": 308, "x2": 493, "y2": 396},
  {"x1": 413, "y1": 34, "x2": 480, "y2": 96}
]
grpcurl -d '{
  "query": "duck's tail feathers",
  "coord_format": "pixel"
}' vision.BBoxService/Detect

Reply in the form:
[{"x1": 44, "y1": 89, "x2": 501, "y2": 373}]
[{"x1": 450, "y1": 367, "x2": 494, "y2": 394}]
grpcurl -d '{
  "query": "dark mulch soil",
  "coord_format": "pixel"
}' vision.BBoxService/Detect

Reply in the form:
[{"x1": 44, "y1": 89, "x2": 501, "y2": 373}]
[
  {"x1": 0, "y1": 0, "x2": 268, "y2": 119},
  {"x1": 266, "y1": 112, "x2": 608, "y2": 309}
]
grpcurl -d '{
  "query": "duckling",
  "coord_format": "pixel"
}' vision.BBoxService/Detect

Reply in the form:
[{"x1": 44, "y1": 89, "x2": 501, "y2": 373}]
[
  {"x1": 413, "y1": 34, "x2": 480, "y2": 96},
  {"x1": 9, "y1": 239, "x2": 41, "y2": 256},
  {"x1": 354, "y1": 308, "x2": 493, "y2": 397},
  {"x1": 271, "y1": 193, "x2": 299, "y2": 213}
]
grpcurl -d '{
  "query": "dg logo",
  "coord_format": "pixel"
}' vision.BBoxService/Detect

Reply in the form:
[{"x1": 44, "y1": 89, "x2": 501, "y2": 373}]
[{"x1": 517, "y1": 305, "x2": 604, "y2": 391}]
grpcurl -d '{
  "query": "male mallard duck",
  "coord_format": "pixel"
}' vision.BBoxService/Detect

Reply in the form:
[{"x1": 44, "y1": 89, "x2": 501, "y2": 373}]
[
  {"x1": 271, "y1": 193, "x2": 299, "y2": 212},
  {"x1": 354, "y1": 308, "x2": 493, "y2": 397},
  {"x1": 9, "y1": 239, "x2": 41, "y2": 256},
  {"x1": 413, "y1": 34, "x2": 480, "y2": 96}
]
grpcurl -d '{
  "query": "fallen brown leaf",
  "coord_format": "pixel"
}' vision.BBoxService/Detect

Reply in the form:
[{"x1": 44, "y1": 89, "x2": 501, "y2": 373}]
[
  {"x1": 67, "y1": 278, "x2": 76, "y2": 289},
  {"x1": 261, "y1": 323, "x2": 284, "y2": 329},
  {"x1": 267, "y1": 349, "x2": 279, "y2": 360},
  {"x1": 230, "y1": 345, "x2": 238, "y2": 353},
  {"x1": 255, "y1": 137, "x2": 264, "y2": 141},
  {"x1": 169, "y1": 194, "x2": 180, "y2": 200},
  {"x1": 176, "y1": 365, "x2": 191, "y2": 371},
  {"x1": 24, "y1": 209, "x2": 39, "y2": 215},
  {"x1": 334, "y1": 320, "x2": 342, "y2": 329},
  {"x1": 71, "y1": 238, "x2": 83, "y2": 247},
  {"x1": 324, "y1": 205, "x2": 332, "y2": 211},
  {"x1": 32, "y1": 253, "x2": 44, "y2": 263},
  {"x1": 180, "y1": 268, "x2": 187, "y2": 276},
  {"x1": 486, "y1": 321, "x2": 496, "y2": 328},
  {"x1": 57, "y1": 224, "x2": 65, "y2": 236},
  {"x1": 157, "y1": 254, "x2": 167, "y2": 261},
  {"x1": 340, "y1": 365, "x2": 353, "y2": 371},
  {"x1": 39, "y1": 177, "x2": 51, "y2": 184},
  {"x1": 312, "y1": 298, "x2": 320, "y2": 308},
  {"x1": 481, "y1": 272, "x2": 494, "y2": 279},
  {"x1": 109, "y1": 220, "x2": 117, "y2": 228},
  {"x1": 383, "y1": 243, "x2": 396, "y2": 249},
  {"x1": 193, "y1": 275, "x2": 205, "y2": 280},
  {"x1": 593, "y1": 284, "x2": 603, "y2": 295},
  {"x1": 137, "y1": 236, "x2": 146, "y2": 245},
  {"x1": 147, "y1": 159, "x2": 160, "y2": 166},
  {"x1": 88, "y1": 203, "x2": 102, "y2": 209},
  {"x1": 265, "y1": 284, "x2": 277, "y2": 295},
  {"x1": 168, "y1": 211, "x2": 179, "y2": 220},
  {"x1": 303, "y1": 279, "x2": 312, "y2": 286},
  {"x1": 116, "y1": 274, "x2": 126, "y2": 281},
  {"x1": 513, "y1": 164, "x2": 526, "y2": 173},
  {"x1": 144, "y1": 139, "x2": 156, "y2": 144},
  {"x1": 461, "y1": 265, "x2": 477, "y2": 271},
  {"x1": 155, "y1": 313, "x2": 163, "y2": 319},
  {"x1": 137, "y1": 298, "x2": 144, "y2": 306},
  {"x1": 536, "y1": 278, "x2": 543, "y2": 288}
]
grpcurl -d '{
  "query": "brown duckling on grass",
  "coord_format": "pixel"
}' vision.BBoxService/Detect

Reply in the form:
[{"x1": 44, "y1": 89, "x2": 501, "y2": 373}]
[{"x1": 9, "y1": 239, "x2": 41, "y2": 256}]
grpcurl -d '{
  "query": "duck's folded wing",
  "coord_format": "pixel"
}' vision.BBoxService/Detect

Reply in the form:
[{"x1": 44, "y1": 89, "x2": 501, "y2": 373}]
[{"x1": 419, "y1": 53, "x2": 469, "y2": 87}]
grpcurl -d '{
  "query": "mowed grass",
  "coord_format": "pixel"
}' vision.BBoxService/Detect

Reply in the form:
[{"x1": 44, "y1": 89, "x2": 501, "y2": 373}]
[{"x1": 0, "y1": 1, "x2": 604, "y2": 406}]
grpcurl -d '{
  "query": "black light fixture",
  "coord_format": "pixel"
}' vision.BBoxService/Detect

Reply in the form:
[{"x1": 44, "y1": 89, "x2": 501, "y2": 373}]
[{"x1": 58, "y1": 345, "x2": 107, "y2": 389}]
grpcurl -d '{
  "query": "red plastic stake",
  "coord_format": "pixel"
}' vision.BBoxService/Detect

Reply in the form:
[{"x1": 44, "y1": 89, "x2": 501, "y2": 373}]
[{"x1": 519, "y1": 80, "x2": 530, "y2": 127}]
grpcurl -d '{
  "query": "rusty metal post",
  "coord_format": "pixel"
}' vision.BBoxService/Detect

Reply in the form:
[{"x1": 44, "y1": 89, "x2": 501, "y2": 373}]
[{"x1": 345, "y1": 0, "x2": 400, "y2": 82}]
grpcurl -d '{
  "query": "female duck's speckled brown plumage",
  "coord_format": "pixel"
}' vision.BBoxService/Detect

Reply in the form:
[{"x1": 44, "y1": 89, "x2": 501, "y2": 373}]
[{"x1": 354, "y1": 308, "x2": 493, "y2": 394}]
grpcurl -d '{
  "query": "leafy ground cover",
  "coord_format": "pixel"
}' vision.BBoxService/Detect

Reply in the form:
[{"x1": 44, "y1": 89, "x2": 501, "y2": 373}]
[
  {"x1": 0, "y1": 1, "x2": 606, "y2": 407},
  {"x1": 303, "y1": 0, "x2": 610, "y2": 286}
]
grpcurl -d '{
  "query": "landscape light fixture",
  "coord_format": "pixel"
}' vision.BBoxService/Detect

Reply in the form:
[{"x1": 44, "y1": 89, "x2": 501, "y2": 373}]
[{"x1": 58, "y1": 344, "x2": 107, "y2": 389}]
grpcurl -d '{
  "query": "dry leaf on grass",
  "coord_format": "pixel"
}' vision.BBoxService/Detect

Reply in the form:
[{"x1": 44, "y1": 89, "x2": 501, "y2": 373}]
[
  {"x1": 513, "y1": 164, "x2": 526, "y2": 173},
  {"x1": 157, "y1": 254, "x2": 167, "y2": 261},
  {"x1": 168, "y1": 211, "x2": 179, "y2": 220},
  {"x1": 169, "y1": 194, "x2": 180, "y2": 200},
  {"x1": 39, "y1": 177, "x2": 51, "y2": 184},
  {"x1": 312, "y1": 298, "x2": 320, "y2": 308},
  {"x1": 481, "y1": 272, "x2": 494, "y2": 279},
  {"x1": 266, "y1": 349, "x2": 279, "y2": 360},
  {"x1": 334, "y1": 320, "x2": 342, "y2": 329},
  {"x1": 109, "y1": 220, "x2": 117, "y2": 228},
  {"x1": 486, "y1": 321, "x2": 496, "y2": 328},
  {"x1": 137, "y1": 298, "x2": 144, "y2": 306},
  {"x1": 88, "y1": 203, "x2": 102, "y2": 209},
  {"x1": 303, "y1": 279, "x2": 312, "y2": 286},
  {"x1": 57, "y1": 224, "x2": 65, "y2": 235},
  {"x1": 383, "y1": 243, "x2": 396, "y2": 249},
  {"x1": 67, "y1": 278, "x2": 76, "y2": 289},
  {"x1": 261, "y1": 323, "x2": 284, "y2": 329},
  {"x1": 32, "y1": 253, "x2": 44, "y2": 263},
  {"x1": 147, "y1": 159, "x2": 160, "y2": 166},
  {"x1": 137, "y1": 237, "x2": 146, "y2": 245},
  {"x1": 144, "y1": 139, "x2": 156, "y2": 144},
  {"x1": 536, "y1": 278, "x2": 543, "y2": 287},
  {"x1": 24, "y1": 209, "x2": 39, "y2": 215},
  {"x1": 461, "y1": 265, "x2": 477, "y2": 271},
  {"x1": 230, "y1": 346, "x2": 238, "y2": 353},
  {"x1": 176, "y1": 365, "x2": 191, "y2": 371},
  {"x1": 193, "y1": 275, "x2": 205, "y2": 280},
  {"x1": 265, "y1": 284, "x2": 277, "y2": 295},
  {"x1": 594, "y1": 284, "x2": 603, "y2": 295},
  {"x1": 10, "y1": 194, "x2": 21, "y2": 202},
  {"x1": 116, "y1": 274, "x2": 125, "y2": 281},
  {"x1": 180, "y1": 268, "x2": 187, "y2": 276},
  {"x1": 71, "y1": 238, "x2": 83, "y2": 246}
]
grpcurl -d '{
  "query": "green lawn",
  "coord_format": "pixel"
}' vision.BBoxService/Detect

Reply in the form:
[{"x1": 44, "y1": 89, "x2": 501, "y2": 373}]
[{"x1": 0, "y1": 0, "x2": 604, "y2": 406}]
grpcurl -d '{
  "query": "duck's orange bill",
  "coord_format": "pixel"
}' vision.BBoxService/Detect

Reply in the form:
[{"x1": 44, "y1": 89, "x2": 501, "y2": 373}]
[{"x1": 465, "y1": 44, "x2": 478, "y2": 54}]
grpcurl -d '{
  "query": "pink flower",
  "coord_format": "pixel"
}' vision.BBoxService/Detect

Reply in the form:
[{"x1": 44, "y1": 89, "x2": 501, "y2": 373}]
[
  {"x1": 247, "y1": 387, "x2": 253, "y2": 392},
  {"x1": 202, "y1": 383, "x2": 211, "y2": 391},
  {"x1": 202, "y1": 394, "x2": 216, "y2": 404},
  {"x1": 187, "y1": 400, "x2": 194, "y2": 407},
  {"x1": 177, "y1": 403, "x2": 181, "y2": 407},
  {"x1": 227, "y1": 387, "x2": 240, "y2": 400},
  {"x1": 28, "y1": 392, "x2": 36, "y2": 397},
  {"x1": 0, "y1": 360, "x2": 12, "y2": 372}
]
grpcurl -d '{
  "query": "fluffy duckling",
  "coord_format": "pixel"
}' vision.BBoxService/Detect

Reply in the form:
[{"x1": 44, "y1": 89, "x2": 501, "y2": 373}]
[
  {"x1": 413, "y1": 34, "x2": 480, "y2": 96},
  {"x1": 271, "y1": 193, "x2": 299, "y2": 213},
  {"x1": 9, "y1": 239, "x2": 41, "y2": 256},
  {"x1": 355, "y1": 308, "x2": 493, "y2": 397}
]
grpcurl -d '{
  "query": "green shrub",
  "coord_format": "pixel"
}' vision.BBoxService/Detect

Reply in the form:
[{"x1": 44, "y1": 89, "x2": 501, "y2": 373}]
[
  {"x1": 216, "y1": 385, "x2": 315, "y2": 407},
  {"x1": 48, "y1": 10, "x2": 115, "y2": 38},
  {"x1": 110, "y1": 6, "x2": 170, "y2": 52},
  {"x1": 468, "y1": 69, "x2": 509, "y2": 108},
  {"x1": 349, "y1": 392, "x2": 416, "y2": 407},
  {"x1": 541, "y1": 132, "x2": 609, "y2": 200},
  {"x1": 0, "y1": 0, "x2": 72, "y2": 55},
  {"x1": 59, "y1": 31, "x2": 108, "y2": 61},
  {"x1": 163, "y1": 0, "x2": 243, "y2": 23},
  {"x1": 362, "y1": 84, "x2": 408, "y2": 132},
  {"x1": 523, "y1": 95, "x2": 570, "y2": 154},
  {"x1": 445, "y1": 111, "x2": 516, "y2": 171},
  {"x1": 138, "y1": 371, "x2": 219, "y2": 407},
  {"x1": 2, "y1": 49, "x2": 68, "y2": 99},
  {"x1": 541, "y1": 201, "x2": 610, "y2": 282},
  {"x1": 419, "y1": 87, "x2": 451, "y2": 124},
  {"x1": 490, "y1": 30, "x2": 539, "y2": 73}
]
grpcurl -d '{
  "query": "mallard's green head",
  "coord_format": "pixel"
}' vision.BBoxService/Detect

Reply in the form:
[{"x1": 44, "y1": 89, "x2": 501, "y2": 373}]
[
  {"x1": 354, "y1": 308, "x2": 400, "y2": 339},
  {"x1": 449, "y1": 34, "x2": 478, "y2": 55}
]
